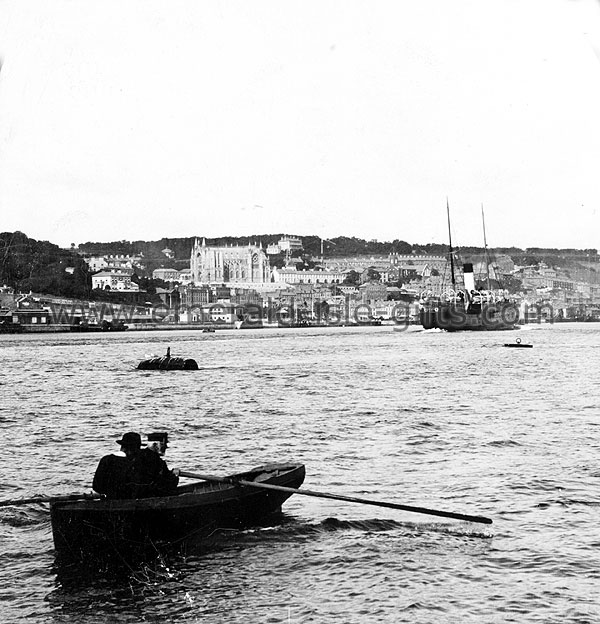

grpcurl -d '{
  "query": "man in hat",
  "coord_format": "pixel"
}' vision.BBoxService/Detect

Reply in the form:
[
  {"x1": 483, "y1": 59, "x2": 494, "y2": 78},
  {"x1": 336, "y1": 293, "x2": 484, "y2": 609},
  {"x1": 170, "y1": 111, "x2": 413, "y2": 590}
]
[{"x1": 93, "y1": 431, "x2": 179, "y2": 499}]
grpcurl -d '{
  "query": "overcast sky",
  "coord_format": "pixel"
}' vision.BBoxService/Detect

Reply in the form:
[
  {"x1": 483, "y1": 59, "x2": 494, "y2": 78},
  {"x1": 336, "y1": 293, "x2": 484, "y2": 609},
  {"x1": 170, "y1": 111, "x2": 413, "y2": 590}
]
[{"x1": 1, "y1": 0, "x2": 600, "y2": 250}]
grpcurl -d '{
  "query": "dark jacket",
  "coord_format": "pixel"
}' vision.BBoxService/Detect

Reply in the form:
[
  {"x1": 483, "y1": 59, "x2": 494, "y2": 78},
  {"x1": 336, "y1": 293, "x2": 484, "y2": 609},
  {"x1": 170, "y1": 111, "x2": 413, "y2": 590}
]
[
  {"x1": 92, "y1": 454, "x2": 135, "y2": 499},
  {"x1": 93, "y1": 449, "x2": 179, "y2": 499},
  {"x1": 129, "y1": 448, "x2": 179, "y2": 498}
]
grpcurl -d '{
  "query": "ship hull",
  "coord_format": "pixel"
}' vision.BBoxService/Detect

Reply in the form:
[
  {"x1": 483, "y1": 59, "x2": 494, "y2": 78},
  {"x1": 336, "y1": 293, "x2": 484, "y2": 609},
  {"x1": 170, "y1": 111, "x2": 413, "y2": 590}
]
[{"x1": 420, "y1": 301, "x2": 519, "y2": 331}]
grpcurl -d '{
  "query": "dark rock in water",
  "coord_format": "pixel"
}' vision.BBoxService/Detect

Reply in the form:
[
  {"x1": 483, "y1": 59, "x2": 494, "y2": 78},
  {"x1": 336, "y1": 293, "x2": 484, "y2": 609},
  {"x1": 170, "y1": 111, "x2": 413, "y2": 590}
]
[{"x1": 137, "y1": 356, "x2": 198, "y2": 370}]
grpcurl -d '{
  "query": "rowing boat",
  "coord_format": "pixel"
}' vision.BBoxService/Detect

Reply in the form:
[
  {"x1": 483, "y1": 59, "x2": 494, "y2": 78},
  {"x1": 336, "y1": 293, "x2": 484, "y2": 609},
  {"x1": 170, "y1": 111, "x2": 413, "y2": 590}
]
[{"x1": 50, "y1": 463, "x2": 305, "y2": 563}]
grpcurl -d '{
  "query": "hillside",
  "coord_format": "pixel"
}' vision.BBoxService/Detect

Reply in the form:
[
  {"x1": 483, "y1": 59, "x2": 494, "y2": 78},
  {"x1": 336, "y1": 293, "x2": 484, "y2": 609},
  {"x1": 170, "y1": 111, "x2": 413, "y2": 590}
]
[{"x1": 0, "y1": 231, "x2": 92, "y2": 298}]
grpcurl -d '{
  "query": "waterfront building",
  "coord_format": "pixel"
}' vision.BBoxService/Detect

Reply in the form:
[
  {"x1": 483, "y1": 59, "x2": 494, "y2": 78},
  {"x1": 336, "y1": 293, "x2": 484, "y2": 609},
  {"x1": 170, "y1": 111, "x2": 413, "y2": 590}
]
[
  {"x1": 178, "y1": 301, "x2": 240, "y2": 325},
  {"x1": 204, "y1": 303, "x2": 237, "y2": 324},
  {"x1": 2, "y1": 296, "x2": 50, "y2": 326},
  {"x1": 372, "y1": 299, "x2": 420, "y2": 322}
]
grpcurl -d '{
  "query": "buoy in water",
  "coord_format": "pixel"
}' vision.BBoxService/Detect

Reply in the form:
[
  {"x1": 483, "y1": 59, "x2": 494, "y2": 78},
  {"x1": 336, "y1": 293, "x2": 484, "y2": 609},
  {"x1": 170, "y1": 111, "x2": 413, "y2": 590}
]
[
  {"x1": 504, "y1": 337, "x2": 533, "y2": 348},
  {"x1": 137, "y1": 347, "x2": 199, "y2": 370}
]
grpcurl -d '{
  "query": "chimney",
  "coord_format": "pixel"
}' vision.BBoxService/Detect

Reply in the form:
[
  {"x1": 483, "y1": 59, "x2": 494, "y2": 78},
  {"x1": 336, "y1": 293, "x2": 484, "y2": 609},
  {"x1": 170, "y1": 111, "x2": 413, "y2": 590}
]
[{"x1": 463, "y1": 263, "x2": 475, "y2": 293}]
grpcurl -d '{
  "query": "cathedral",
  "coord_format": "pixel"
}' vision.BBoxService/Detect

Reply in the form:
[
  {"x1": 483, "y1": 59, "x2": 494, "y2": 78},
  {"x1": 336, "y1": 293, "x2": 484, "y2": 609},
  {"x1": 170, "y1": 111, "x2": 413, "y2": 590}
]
[{"x1": 190, "y1": 238, "x2": 271, "y2": 286}]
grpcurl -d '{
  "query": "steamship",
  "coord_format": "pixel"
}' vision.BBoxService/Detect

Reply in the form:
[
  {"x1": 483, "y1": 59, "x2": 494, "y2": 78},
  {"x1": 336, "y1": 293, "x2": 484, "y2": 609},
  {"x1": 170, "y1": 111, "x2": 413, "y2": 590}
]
[{"x1": 419, "y1": 203, "x2": 519, "y2": 332}]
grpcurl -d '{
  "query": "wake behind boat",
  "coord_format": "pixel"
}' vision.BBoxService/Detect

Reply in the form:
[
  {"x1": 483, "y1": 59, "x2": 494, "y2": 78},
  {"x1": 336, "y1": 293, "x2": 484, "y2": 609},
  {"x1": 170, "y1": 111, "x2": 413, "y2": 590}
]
[{"x1": 50, "y1": 463, "x2": 305, "y2": 563}]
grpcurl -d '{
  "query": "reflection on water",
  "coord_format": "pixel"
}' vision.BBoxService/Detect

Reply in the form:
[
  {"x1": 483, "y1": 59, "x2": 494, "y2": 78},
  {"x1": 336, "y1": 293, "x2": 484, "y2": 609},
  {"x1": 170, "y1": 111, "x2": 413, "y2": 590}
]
[{"x1": 47, "y1": 516, "x2": 493, "y2": 623}]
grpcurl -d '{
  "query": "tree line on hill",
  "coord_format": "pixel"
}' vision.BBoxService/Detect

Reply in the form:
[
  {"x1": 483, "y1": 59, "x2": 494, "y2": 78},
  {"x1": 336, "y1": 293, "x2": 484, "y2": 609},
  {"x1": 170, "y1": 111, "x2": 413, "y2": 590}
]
[{"x1": 78, "y1": 234, "x2": 598, "y2": 263}]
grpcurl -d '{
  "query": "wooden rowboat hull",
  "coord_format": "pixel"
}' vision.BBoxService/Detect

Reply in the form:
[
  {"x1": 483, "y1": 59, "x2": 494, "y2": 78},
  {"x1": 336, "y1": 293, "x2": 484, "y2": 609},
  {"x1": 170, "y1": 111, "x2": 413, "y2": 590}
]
[{"x1": 50, "y1": 463, "x2": 305, "y2": 563}]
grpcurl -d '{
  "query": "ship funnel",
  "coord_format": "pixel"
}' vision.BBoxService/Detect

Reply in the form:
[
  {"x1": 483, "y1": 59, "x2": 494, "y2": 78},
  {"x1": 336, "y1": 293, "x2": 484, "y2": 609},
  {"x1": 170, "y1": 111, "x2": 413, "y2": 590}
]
[{"x1": 463, "y1": 263, "x2": 475, "y2": 293}]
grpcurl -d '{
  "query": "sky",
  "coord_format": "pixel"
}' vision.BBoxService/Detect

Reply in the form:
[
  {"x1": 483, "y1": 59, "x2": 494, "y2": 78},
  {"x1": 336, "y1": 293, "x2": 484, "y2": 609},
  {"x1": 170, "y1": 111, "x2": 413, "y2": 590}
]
[{"x1": 1, "y1": 0, "x2": 600, "y2": 250}]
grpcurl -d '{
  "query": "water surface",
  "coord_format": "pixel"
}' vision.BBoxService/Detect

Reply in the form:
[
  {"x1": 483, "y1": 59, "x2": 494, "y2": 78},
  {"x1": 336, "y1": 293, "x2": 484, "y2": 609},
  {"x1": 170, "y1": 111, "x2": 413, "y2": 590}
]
[{"x1": 1, "y1": 324, "x2": 599, "y2": 623}]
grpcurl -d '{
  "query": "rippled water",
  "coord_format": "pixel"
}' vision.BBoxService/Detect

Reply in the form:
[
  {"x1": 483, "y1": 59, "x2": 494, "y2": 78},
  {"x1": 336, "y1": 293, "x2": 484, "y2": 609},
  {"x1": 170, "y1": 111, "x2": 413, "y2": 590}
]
[{"x1": 1, "y1": 324, "x2": 599, "y2": 623}]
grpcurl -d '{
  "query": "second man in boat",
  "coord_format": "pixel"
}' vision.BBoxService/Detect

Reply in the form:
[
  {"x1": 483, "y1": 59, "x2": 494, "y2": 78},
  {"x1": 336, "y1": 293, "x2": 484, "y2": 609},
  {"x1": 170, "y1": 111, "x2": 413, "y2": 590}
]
[{"x1": 93, "y1": 431, "x2": 179, "y2": 499}]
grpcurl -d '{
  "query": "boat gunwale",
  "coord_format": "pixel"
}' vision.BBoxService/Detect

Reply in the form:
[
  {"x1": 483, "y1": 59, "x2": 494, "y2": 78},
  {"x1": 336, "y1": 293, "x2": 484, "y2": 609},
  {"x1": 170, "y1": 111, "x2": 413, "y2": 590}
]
[{"x1": 50, "y1": 463, "x2": 305, "y2": 513}]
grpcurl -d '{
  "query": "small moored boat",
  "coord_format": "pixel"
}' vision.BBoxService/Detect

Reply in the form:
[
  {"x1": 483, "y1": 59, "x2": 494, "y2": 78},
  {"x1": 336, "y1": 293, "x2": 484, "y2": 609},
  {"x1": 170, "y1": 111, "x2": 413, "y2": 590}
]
[
  {"x1": 137, "y1": 347, "x2": 199, "y2": 370},
  {"x1": 50, "y1": 463, "x2": 305, "y2": 563},
  {"x1": 504, "y1": 338, "x2": 533, "y2": 348}
]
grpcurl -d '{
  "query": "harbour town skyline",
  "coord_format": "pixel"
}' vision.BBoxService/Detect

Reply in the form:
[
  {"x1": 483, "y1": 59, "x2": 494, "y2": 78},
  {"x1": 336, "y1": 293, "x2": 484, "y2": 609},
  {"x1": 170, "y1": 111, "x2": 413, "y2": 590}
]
[{"x1": 2, "y1": 230, "x2": 599, "y2": 332}]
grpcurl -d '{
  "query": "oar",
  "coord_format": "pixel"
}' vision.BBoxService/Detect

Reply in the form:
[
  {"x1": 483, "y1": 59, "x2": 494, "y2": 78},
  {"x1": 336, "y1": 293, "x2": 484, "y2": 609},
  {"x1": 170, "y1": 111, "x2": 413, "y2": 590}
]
[
  {"x1": 0, "y1": 493, "x2": 100, "y2": 508},
  {"x1": 180, "y1": 471, "x2": 493, "y2": 525}
]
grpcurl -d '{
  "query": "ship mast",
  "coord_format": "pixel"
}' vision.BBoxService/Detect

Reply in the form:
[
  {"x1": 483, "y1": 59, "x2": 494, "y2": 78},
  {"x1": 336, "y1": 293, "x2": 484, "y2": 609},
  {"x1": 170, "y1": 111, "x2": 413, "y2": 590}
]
[
  {"x1": 446, "y1": 198, "x2": 456, "y2": 289},
  {"x1": 481, "y1": 204, "x2": 491, "y2": 291}
]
